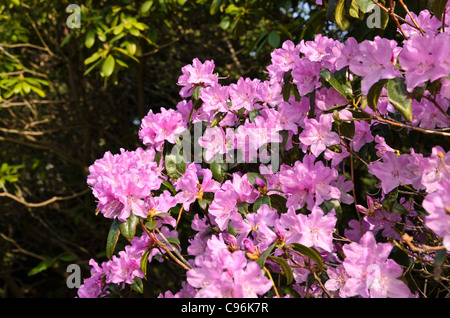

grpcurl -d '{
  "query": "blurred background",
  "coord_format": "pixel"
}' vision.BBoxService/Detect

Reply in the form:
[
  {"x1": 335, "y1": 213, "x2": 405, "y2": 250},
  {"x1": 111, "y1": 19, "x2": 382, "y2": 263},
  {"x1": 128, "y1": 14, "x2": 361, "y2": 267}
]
[{"x1": 0, "y1": 0, "x2": 429, "y2": 297}]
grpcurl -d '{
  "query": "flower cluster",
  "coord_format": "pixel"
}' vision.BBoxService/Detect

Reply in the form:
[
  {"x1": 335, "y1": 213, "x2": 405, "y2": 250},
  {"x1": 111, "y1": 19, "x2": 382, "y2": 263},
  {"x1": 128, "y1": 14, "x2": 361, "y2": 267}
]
[{"x1": 78, "y1": 7, "x2": 449, "y2": 298}]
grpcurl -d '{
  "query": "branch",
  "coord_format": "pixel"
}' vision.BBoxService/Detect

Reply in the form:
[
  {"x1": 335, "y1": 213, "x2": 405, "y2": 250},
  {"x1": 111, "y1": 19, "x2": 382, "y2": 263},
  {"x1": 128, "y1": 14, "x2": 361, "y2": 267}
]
[{"x1": 0, "y1": 188, "x2": 90, "y2": 208}]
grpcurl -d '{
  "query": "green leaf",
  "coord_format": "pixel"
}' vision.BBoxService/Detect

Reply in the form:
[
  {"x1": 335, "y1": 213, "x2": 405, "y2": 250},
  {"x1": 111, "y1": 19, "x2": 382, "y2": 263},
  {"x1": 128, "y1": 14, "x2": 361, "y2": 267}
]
[
  {"x1": 84, "y1": 50, "x2": 104, "y2": 65},
  {"x1": 165, "y1": 147, "x2": 187, "y2": 181},
  {"x1": 106, "y1": 218, "x2": 121, "y2": 259},
  {"x1": 253, "y1": 195, "x2": 271, "y2": 212},
  {"x1": 348, "y1": 0, "x2": 360, "y2": 18},
  {"x1": 257, "y1": 242, "x2": 277, "y2": 269},
  {"x1": 246, "y1": 172, "x2": 267, "y2": 188},
  {"x1": 391, "y1": 202, "x2": 408, "y2": 215},
  {"x1": 334, "y1": 0, "x2": 350, "y2": 30},
  {"x1": 30, "y1": 85, "x2": 46, "y2": 98},
  {"x1": 319, "y1": 69, "x2": 351, "y2": 99},
  {"x1": 367, "y1": 79, "x2": 387, "y2": 111},
  {"x1": 145, "y1": 219, "x2": 158, "y2": 230},
  {"x1": 269, "y1": 194, "x2": 287, "y2": 214},
  {"x1": 101, "y1": 54, "x2": 115, "y2": 78},
  {"x1": 119, "y1": 213, "x2": 139, "y2": 240},
  {"x1": 141, "y1": 0, "x2": 154, "y2": 14},
  {"x1": 289, "y1": 243, "x2": 324, "y2": 273},
  {"x1": 28, "y1": 258, "x2": 55, "y2": 276},
  {"x1": 382, "y1": 188, "x2": 398, "y2": 213},
  {"x1": 354, "y1": 0, "x2": 376, "y2": 13},
  {"x1": 268, "y1": 30, "x2": 281, "y2": 48},
  {"x1": 210, "y1": 0, "x2": 224, "y2": 15},
  {"x1": 432, "y1": 0, "x2": 449, "y2": 21},
  {"x1": 85, "y1": 29, "x2": 96, "y2": 48},
  {"x1": 131, "y1": 277, "x2": 144, "y2": 293},
  {"x1": 210, "y1": 160, "x2": 226, "y2": 182},
  {"x1": 268, "y1": 256, "x2": 294, "y2": 285},
  {"x1": 433, "y1": 248, "x2": 447, "y2": 280},
  {"x1": 159, "y1": 178, "x2": 176, "y2": 195},
  {"x1": 387, "y1": 78, "x2": 412, "y2": 122},
  {"x1": 210, "y1": 112, "x2": 227, "y2": 127},
  {"x1": 219, "y1": 16, "x2": 230, "y2": 30},
  {"x1": 140, "y1": 249, "x2": 151, "y2": 277}
]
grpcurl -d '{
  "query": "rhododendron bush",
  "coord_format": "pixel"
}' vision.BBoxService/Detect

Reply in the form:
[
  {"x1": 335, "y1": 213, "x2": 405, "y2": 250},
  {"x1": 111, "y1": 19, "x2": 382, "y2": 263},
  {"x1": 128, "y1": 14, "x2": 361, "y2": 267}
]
[{"x1": 77, "y1": 4, "x2": 450, "y2": 299}]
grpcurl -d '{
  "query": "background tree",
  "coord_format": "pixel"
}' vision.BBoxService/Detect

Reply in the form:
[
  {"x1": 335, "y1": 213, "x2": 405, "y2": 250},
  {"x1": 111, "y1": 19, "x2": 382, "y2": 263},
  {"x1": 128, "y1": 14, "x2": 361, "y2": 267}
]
[{"x1": 0, "y1": 0, "x2": 443, "y2": 297}]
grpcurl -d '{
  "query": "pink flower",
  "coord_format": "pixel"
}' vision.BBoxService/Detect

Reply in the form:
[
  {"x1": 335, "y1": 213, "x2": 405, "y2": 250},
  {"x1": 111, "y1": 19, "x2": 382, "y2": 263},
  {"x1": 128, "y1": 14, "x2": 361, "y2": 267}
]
[
  {"x1": 297, "y1": 205, "x2": 337, "y2": 253},
  {"x1": 245, "y1": 204, "x2": 278, "y2": 251},
  {"x1": 422, "y1": 180, "x2": 450, "y2": 248},
  {"x1": 199, "y1": 82, "x2": 230, "y2": 113},
  {"x1": 399, "y1": 32, "x2": 450, "y2": 92},
  {"x1": 340, "y1": 231, "x2": 413, "y2": 298},
  {"x1": 299, "y1": 115, "x2": 340, "y2": 157},
  {"x1": 291, "y1": 57, "x2": 322, "y2": 96},
  {"x1": 208, "y1": 188, "x2": 238, "y2": 231},
  {"x1": 368, "y1": 151, "x2": 415, "y2": 194},
  {"x1": 187, "y1": 248, "x2": 272, "y2": 298},
  {"x1": 198, "y1": 126, "x2": 227, "y2": 162},
  {"x1": 350, "y1": 120, "x2": 374, "y2": 152},
  {"x1": 299, "y1": 33, "x2": 338, "y2": 71},
  {"x1": 332, "y1": 37, "x2": 358, "y2": 71},
  {"x1": 177, "y1": 58, "x2": 218, "y2": 98},
  {"x1": 267, "y1": 40, "x2": 301, "y2": 83},
  {"x1": 400, "y1": 10, "x2": 441, "y2": 38},
  {"x1": 77, "y1": 259, "x2": 108, "y2": 298},
  {"x1": 87, "y1": 147, "x2": 163, "y2": 222},
  {"x1": 419, "y1": 146, "x2": 450, "y2": 193},
  {"x1": 349, "y1": 36, "x2": 401, "y2": 95},
  {"x1": 139, "y1": 107, "x2": 187, "y2": 152},
  {"x1": 229, "y1": 77, "x2": 260, "y2": 111},
  {"x1": 410, "y1": 94, "x2": 450, "y2": 129},
  {"x1": 105, "y1": 250, "x2": 144, "y2": 285},
  {"x1": 174, "y1": 163, "x2": 220, "y2": 211}
]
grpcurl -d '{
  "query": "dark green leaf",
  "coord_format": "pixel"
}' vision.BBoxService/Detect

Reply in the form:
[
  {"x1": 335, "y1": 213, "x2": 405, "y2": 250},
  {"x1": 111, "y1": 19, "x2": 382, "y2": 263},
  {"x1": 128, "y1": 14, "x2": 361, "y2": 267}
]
[
  {"x1": 165, "y1": 148, "x2": 187, "y2": 181},
  {"x1": 382, "y1": 188, "x2": 398, "y2": 212},
  {"x1": 246, "y1": 172, "x2": 267, "y2": 188},
  {"x1": 289, "y1": 243, "x2": 324, "y2": 273},
  {"x1": 319, "y1": 69, "x2": 351, "y2": 99},
  {"x1": 131, "y1": 277, "x2": 144, "y2": 293},
  {"x1": 434, "y1": 248, "x2": 447, "y2": 280},
  {"x1": 145, "y1": 219, "x2": 158, "y2": 230},
  {"x1": 253, "y1": 195, "x2": 271, "y2": 212},
  {"x1": 334, "y1": 0, "x2": 350, "y2": 30},
  {"x1": 28, "y1": 258, "x2": 55, "y2": 276},
  {"x1": 268, "y1": 30, "x2": 281, "y2": 48},
  {"x1": 140, "y1": 249, "x2": 151, "y2": 277},
  {"x1": 391, "y1": 202, "x2": 408, "y2": 215},
  {"x1": 269, "y1": 194, "x2": 287, "y2": 214},
  {"x1": 119, "y1": 213, "x2": 139, "y2": 240},
  {"x1": 210, "y1": 112, "x2": 227, "y2": 127},
  {"x1": 367, "y1": 79, "x2": 387, "y2": 111},
  {"x1": 387, "y1": 78, "x2": 413, "y2": 122},
  {"x1": 106, "y1": 218, "x2": 121, "y2": 259},
  {"x1": 210, "y1": 160, "x2": 226, "y2": 182},
  {"x1": 268, "y1": 256, "x2": 294, "y2": 285},
  {"x1": 257, "y1": 242, "x2": 277, "y2": 269},
  {"x1": 433, "y1": 0, "x2": 449, "y2": 21}
]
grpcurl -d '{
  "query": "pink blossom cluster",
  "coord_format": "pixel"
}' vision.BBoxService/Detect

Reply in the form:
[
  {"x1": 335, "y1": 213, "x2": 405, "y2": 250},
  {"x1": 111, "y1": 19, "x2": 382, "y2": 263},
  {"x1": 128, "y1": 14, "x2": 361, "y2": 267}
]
[{"x1": 78, "y1": 8, "x2": 449, "y2": 298}]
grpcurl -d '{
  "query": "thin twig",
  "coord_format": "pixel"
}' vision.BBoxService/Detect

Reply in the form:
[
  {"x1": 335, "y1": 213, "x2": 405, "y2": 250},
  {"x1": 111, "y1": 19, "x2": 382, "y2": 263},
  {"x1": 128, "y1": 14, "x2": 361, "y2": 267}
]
[{"x1": 0, "y1": 188, "x2": 90, "y2": 208}]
